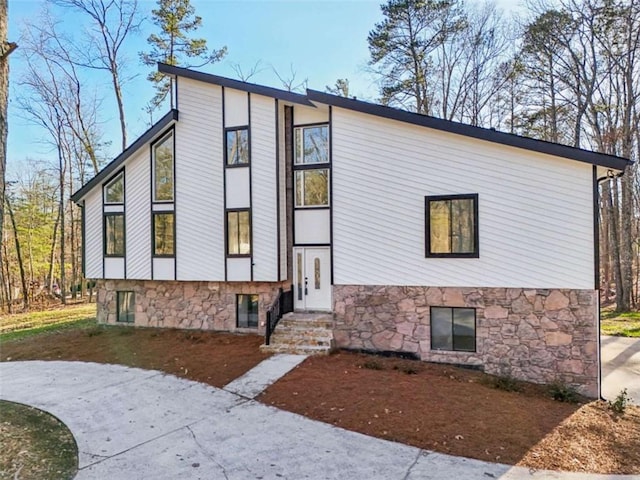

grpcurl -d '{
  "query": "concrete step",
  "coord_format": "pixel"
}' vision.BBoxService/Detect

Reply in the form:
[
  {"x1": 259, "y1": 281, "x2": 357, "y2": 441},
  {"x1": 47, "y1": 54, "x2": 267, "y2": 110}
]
[
  {"x1": 262, "y1": 311, "x2": 335, "y2": 355},
  {"x1": 260, "y1": 344, "x2": 332, "y2": 355}
]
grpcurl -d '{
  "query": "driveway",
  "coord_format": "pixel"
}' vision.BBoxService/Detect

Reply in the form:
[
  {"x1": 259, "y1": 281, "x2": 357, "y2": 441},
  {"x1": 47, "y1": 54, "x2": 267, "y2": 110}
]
[
  {"x1": 0, "y1": 360, "x2": 635, "y2": 480},
  {"x1": 601, "y1": 335, "x2": 640, "y2": 404}
]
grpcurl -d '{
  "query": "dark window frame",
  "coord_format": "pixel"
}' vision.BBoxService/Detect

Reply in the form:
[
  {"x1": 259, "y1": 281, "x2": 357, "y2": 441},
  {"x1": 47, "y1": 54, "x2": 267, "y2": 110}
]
[
  {"x1": 116, "y1": 291, "x2": 135, "y2": 323},
  {"x1": 430, "y1": 306, "x2": 477, "y2": 352},
  {"x1": 425, "y1": 193, "x2": 479, "y2": 258},
  {"x1": 152, "y1": 211, "x2": 176, "y2": 258},
  {"x1": 103, "y1": 170, "x2": 125, "y2": 205},
  {"x1": 224, "y1": 126, "x2": 250, "y2": 167},
  {"x1": 151, "y1": 129, "x2": 175, "y2": 203},
  {"x1": 236, "y1": 293, "x2": 259, "y2": 328},
  {"x1": 294, "y1": 168, "x2": 330, "y2": 208},
  {"x1": 293, "y1": 123, "x2": 330, "y2": 166},
  {"x1": 226, "y1": 208, "x2": 252, "y2": 257},
  {"x1": 103, "y1": 212, "x2": 125, "y2": 257}
]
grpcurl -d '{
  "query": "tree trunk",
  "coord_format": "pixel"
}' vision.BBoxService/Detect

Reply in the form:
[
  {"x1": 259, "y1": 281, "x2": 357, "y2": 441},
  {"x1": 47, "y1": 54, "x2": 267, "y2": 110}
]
[{"x1": 6, "y1": 195, "x2": 29, "y2": 311}]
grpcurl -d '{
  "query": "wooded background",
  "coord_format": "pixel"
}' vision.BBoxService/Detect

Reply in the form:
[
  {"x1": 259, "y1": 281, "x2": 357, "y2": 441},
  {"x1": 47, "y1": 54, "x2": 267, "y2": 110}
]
[{"x1": 1, "y1": 0, "x2": 638, "y2": 313}]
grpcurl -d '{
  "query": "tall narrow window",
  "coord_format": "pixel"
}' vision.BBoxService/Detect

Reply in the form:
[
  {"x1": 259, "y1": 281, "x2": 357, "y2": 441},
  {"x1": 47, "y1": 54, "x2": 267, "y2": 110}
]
[
  {"x1": 295, "y1": 169, "x2": 329, "y2": 207},
  {"x1": 425, "y1": 194, "x2": 478, "y2": 258},
  {"x1": 226, "y1": 128, "x2": 249, "y2": 165},
  {"x1": 153, "y1": 212, "x2": 175, "y2": 256},
  {"x1": 104, "y1": 172, "x2": 124, "y2": 204},
  {"x1": 104, "y1": 213, "x2": 124, "y2": 256},
  {"x1": 153, "y1": 132, "x2": 174, "y2": 202},
  {"x1": 430, "y1": 307, "x2": 476, "y2": 352},
  {"x1": 117, "y1": 291, "x2": 135, "y2": 323},
  {"x1": 227, "y1": 210, "x2": 251, "y2": 255},
  {"x1": 237, "y1": 294, "x2": 258, "y2": 328},
  {"x1": 295, "y1": 125, "x2": 329, "y2": 164}
]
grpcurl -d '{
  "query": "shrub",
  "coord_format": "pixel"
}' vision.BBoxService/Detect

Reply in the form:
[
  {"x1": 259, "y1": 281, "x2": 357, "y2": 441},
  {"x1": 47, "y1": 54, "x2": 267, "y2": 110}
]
[
  {"x1": 361, "y1": 360, "x2": 384, "y2": 370},
  {"x1": 489, "y1": 374, "x2": 522, "y2": 392},
  {"x1": 548, "y1": 381, "x2": 579, "y2": 403},
  {"x1": 393, "y1": 364, "x2": 418, "y2": 375},
  {"x1": 608, "y1": 388, "x2": 630, "y2": 414}
]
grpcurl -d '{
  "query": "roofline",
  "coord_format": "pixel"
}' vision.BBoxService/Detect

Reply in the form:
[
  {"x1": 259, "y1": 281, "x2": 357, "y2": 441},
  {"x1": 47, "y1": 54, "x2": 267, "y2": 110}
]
[
  {"x1": 306, "y1": 90, "x2": 632, "y2": 171},
  {"x1": 71, "y1": 109, "x2": 179, "y2": 203},
  {"x1": 158, "y1": 63, "x2": 315, "y2": 107}
]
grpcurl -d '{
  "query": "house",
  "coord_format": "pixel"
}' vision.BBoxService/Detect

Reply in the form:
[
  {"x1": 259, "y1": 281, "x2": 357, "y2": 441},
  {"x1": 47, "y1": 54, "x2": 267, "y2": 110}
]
[{"x1": 71, "y1": 63, "x2": 631, "y2": 398}]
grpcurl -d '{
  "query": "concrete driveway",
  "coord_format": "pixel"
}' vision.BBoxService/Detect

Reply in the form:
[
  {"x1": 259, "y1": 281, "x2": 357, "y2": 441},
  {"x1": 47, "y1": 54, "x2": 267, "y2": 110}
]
[
  {"x1": 601, "y1": 335, "x2": 640, "y2": 404},
  {"x1": 0, "y1": 360, "x2": 635, "y2": 480}
]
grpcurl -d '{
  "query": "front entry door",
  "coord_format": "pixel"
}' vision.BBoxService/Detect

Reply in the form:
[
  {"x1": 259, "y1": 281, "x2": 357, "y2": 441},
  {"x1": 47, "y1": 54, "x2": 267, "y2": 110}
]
[{"x1": 293, "y1": 247, "x2": 331, "y2": 311}]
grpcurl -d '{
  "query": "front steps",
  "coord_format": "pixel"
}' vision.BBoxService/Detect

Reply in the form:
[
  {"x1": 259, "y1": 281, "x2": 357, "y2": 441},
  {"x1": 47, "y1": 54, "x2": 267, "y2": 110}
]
[{"x1": 261, "y1": 312, "x2": 335, "y2": 355}]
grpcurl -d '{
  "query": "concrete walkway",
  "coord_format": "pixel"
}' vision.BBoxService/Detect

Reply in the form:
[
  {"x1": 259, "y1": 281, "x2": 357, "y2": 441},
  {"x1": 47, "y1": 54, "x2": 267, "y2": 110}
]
[
  {"x1": 0, "y1": 359, "x2": 635, "y2": 480},
  {"x1": 601, "y1": 335, "x2": 640, "y2": 405}
]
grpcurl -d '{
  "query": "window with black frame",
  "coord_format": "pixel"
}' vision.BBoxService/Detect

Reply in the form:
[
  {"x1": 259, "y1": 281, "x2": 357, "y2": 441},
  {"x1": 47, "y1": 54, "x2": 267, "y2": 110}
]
[
  {"x1": 227, "y1": 210, "x2": 251, "y2": 255},
  {"x1": 104, "y1": 213, "x2": 125, "y2": 256},
  {"x1": 237, "y1": 294, "x2": 258, "y2": 328},
  {"x1": 153, "y1": 212, "x2": 175, "y2": 256},
  {"x1": 430, "y1": 307, "x2": 476, "y2": 352},
  {"x1": 226, "y1": 128, "x2": 249, "y2": 165},
  {"x1": 117, "y1": 291, "x2": 135, "y2": 323},
  {"x1": 426, "y1": 194, "x2": 478, "y2": 258}
]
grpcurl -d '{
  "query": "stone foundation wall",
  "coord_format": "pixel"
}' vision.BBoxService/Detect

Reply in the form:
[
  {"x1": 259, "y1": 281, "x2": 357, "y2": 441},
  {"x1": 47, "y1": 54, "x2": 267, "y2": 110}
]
[
  {"x1": 97, "y1": 280, "x2": 289, "y2": 333},
  {"x1": 333, "y1": 285, "x2": 599, "y2": 397}
]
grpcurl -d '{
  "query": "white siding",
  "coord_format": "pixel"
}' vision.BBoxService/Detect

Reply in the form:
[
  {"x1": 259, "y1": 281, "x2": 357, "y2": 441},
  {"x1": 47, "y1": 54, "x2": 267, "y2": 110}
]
[
  {"x1": 227, "y1": 257, "x2": 251, "y2": 281},
  {"x1": 295, "y1": 209, "x2": 330, "y2": 244},
  {"x1": 125, "y1": 150, "x2": 151, "y2": 279},
  {"x1": 153, "y1": 258, "x2": 175, "y2": 280},
  {"x1": 278, "y1": 101, "x2": 287, "y2": 281},
  {"x1": 294, "y1": 104, "x2": 329, "y2": 125},
  {"x1": 226, "y1": 167, "x2": 251, "y2": 208},
  {"x1": 104, "y1": 257, "x2": 125, "y2": 279},
  {"x1": 224, "y1": 89, "x2": 249, "y2": 127},
  {"x1": 250, "y1": 94, "x2": 279, "y2": 281},
  {"x1": 332, "y1": 108, "x2": 595, "y2": 290},
  {"x1": 175, "y1": 78, "x2": 225, "y2": 281},
  {"x1": 84, "y1": 188, "x2": 103, "y2": 279}
]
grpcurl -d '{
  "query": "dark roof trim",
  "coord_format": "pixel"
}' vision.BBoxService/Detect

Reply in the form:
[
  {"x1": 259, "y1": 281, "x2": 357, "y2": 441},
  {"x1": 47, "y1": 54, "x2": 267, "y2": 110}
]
[
  {"x1": 158, "y1": 63, "x2": 315, "y2": 107},
  {"x1": 306, "y1": 90, "x2": 632, "y2": 171},
  {"x1": 71, "y1": 109, "x2": 179, "y2": 203}
]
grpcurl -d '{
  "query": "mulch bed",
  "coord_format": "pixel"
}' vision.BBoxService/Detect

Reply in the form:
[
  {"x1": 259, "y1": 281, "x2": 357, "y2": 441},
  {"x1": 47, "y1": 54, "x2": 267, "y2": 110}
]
[{"x1": 259, "y1": 351, "x2": 640, "y2": 474}]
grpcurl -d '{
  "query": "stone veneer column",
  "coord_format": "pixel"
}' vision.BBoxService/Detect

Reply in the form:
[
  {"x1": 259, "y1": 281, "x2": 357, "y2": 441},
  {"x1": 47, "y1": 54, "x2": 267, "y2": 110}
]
[
  {"x1": 332, "y1": 285, "x2": 599, "y2": 397},
  {"x1": 96, "y1": 279, "x2": 290, "y2": 334}
]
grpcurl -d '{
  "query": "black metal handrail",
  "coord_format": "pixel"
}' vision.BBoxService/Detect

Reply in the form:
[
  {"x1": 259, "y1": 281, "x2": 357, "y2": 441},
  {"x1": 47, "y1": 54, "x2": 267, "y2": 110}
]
[{"x1": 265, "y1": 287, "x2": 293, "y2": 345}]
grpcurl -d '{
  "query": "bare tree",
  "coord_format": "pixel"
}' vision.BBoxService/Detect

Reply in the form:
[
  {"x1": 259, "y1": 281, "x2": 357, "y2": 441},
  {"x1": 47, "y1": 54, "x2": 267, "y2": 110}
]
[{"x1": 272, "y1": 64, "x2": 308, "y2": 93}]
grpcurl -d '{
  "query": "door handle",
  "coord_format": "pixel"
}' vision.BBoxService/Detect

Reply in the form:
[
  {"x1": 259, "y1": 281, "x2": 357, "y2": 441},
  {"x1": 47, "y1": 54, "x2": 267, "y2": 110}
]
[{"x1": 304, "y1": 277, "x2": 308, "y2": 296}]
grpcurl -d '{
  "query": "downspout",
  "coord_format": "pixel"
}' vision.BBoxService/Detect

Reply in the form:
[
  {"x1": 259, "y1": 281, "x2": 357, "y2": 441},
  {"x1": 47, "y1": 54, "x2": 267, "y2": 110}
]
[{"x1": 594, "y1": 168, "x2": 623, "y2": 401}]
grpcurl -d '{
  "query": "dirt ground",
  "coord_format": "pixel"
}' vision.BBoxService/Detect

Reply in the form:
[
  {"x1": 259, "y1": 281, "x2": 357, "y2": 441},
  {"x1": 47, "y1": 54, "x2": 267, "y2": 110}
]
[
  {"x1": 2, "y1": 329, "x2": 639, "y2": 474},
  {"x1": 1, "y1": 325, "x2": 270, "y2": 388},
  {"x1": 260, "y1": 352, "x2": 640, "y2": 475}
]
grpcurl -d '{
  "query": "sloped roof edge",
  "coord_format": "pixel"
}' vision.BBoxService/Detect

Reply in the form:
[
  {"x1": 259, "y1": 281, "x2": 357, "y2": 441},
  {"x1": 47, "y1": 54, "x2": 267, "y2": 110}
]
[{"x1": 71, "y1": 109, "x2": 178, "y2": 203}]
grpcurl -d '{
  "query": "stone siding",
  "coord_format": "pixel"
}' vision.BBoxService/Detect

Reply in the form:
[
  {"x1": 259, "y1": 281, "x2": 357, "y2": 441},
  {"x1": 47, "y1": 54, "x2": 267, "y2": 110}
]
[
  {"x1": 97, "y1": 280, "x2": 289, "y2": 333},
  {"x1": 333, "y1": 285, "x2": 599, "y2": 397}
]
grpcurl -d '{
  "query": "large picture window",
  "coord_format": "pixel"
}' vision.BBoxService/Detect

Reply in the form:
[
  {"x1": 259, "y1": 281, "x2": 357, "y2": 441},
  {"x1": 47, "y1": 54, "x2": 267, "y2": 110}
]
[
  {"x1": 295, "y1": 125, "x2": 329, "y2": 164},
  {"x1": 117, "y1": 291, "x2": 135, "y2": 323},
  {"x1": 227, "y1": 210, "x2": 251, "y2": 255},
  {"x1": 104, "y1": 213, "x2": 124, "y2": 256},
  {"x1": 153, "y1": 132, "x2": 174, "y2": 202},
  {"x1": 104, "y1": 172, "x2": 124, "y2": 204},
  {"x1": 153, "y1": 212, "x2": 175, "y2": 256},
  {"x1": 430, "y1": 307, "x2": 476, "y2": 352},
  {"x1": 237, "y1": 294, "x2": 258, "y2": 328},
  {"x1": 295, "y1": 169, "x2": 329, "y2": 207},
  {"x1": 425, "y1": 194, "x2": 478, "y2": 258},
  {"x1": 226, "y1": 128, "x2": 249, "y2": 165}
]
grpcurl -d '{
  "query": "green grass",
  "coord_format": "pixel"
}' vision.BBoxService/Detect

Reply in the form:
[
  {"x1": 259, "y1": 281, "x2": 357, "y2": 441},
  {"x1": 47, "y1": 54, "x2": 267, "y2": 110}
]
[
  {"x1": 0, "y1": 304, "x2": 97, "y2": 342},
  {"x1": 0, "y1": 400, "x2": 78, "y2": 480},
  {"x1": 601, "y1": 310, "x2": 640, "y2": 338}
]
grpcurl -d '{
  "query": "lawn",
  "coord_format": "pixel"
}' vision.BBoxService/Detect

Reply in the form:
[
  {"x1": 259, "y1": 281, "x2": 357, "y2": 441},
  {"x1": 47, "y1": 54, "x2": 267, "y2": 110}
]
[
  {"x1": 0, "y1": 303, "x2": 97, "y2": 341},
  {"x1": 0, "y1": 400, "x2": 77, "y2": 480},
  {"x1": 601, "y1": 310, "x2": 640, "y2": 337}
]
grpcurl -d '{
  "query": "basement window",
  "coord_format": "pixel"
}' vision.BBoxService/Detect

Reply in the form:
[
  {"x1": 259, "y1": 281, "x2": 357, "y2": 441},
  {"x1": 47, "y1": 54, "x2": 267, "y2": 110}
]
[
  {"x1": 237, "y1": 294, "x2": 258, "y2": 328},
  {"x1": 117, "y1": 291, "x2": 135, "y2": 323},
  {"x1": 430, "y1": 307, "x2": 476, "y2": 352}
]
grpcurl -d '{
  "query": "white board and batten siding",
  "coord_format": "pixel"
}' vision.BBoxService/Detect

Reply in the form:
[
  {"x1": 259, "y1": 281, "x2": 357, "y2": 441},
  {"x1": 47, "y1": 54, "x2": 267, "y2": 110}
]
[
  {"x1": 125, "y1": 149, "x2": 151, "y2": 279},
  {"x1": 250, "y1": 94, "x2": 279, "y2": 281},
  {"x1": 84, "y1": 188, "x2": 103, "y2": 279},
  {"x1": 278, "y1": 101, "x2": 287, "y2": 281},
  {"x1": 174, "y1": 78, "x2": 225, "y2": 281},
  {"x1": 294, "y1": 104, "x2": 329, "y2": 125},
  {"x1": 331, "y1": 107, "x2": 595, "y2": 290}
]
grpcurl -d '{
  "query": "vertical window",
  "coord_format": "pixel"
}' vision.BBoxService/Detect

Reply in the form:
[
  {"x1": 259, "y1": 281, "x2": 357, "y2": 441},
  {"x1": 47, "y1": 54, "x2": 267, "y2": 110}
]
[
  {"x1": 430, "y1": 307, "x2": 476, "y2": 352},
  {"x1": 104, "y1": 213, "x2": 125, "y2": 256},
  {"x1": 295, "y1": 169, "x2": 329, "y2": 207},
  {"x1": 295, "y1": 125, "x2": 329, "y2": 164},
  {"x1": 237, "y1": 294, "x2": 258, "y2": 328},
  {"x1": 153, "y1": 132, "x2": 174, "y2": 202},
  {"x1": 104, "y1": 172, "x2": 124, "y2": 204},
  {"x1": 314, "y1": 257, "x2": 321, "y2": 290},
  {"x1": 227, "y1": 210, "x2": 251, "y2": 255},
  {"x1": 226, "y1": 128, "x2": 249, "y2": 165},
  {"x1": 297, "y1": 252, "x2": 303, "y2": 300},
  {"x1": 425, "y1": 194, "x2": 478, "y2": 257},
  {"x1": 117, "y1": 291, "x2": 135, "y2": 323},
  {"x1": 153, "y1": 212, "x2": 175, "y2": 256}
]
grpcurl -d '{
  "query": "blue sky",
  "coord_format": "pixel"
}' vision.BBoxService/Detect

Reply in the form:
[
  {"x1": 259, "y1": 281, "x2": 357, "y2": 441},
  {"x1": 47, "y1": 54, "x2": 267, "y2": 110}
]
[{"x1": 7, "y1": 0, "x2": 523, "y2": 176}]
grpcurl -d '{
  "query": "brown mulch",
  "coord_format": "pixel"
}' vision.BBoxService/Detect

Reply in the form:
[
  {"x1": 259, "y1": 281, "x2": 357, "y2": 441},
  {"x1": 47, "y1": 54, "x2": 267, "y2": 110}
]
[
  {"x1": 258, "y1": 352, "x2": 640, "y2": 475},
  {"x1": 1, "y1": 326, "x2": 270, "y2": 388}
]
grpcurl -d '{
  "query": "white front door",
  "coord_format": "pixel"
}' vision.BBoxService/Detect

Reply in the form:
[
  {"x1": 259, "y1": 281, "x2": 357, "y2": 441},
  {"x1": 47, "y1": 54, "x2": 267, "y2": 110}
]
[{"x1": 293, "y1": 247, "x2": 332, "y2": 311}]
